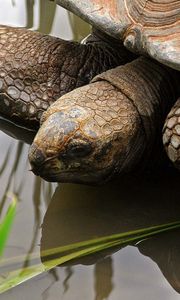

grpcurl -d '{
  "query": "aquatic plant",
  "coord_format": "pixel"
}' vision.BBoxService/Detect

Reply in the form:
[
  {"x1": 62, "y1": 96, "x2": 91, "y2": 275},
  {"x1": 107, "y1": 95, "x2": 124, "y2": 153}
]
[
  {"x1": 0, "y1": 193, "x2": 17, "y2": 257},
  {"x1": 0, "y1": 220, "x2": 180, "y2": 294}
]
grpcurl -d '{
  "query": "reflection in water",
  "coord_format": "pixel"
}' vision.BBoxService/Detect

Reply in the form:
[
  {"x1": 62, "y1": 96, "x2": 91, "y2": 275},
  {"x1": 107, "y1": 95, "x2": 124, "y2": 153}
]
[
  {"x1": 25, "y1": 0, "x2": 34, "y2": 29},
  {"x1": 21, "y1": 176, "x2": 42, "y2": 270},
  {"x1": 0, "y1": 141, "x2": 24, "y2": 214},
  {"x1": 0, "y1": 132, "x2": 55, "y2": 272},
  {"x1": 0, "y1": 145, "x2": 11, "y2": 177},
  {"x1": 94, "y1": 257, "x2": 113, "y2": 300},
  {"x1": 139, "y1": 231, "x2": 180, "y2": 294},
  {"x1": 9, "y1": 0, "x2": 56, "y2": 33},
  {"x1": 68, "y1": 13, "x2": 91, "y2": 41},
  {"x1": 25, "y1": 0, "x2": 90, "y2": 39},
  {"x1": 41, "y1": 172, "x2": 180, "y2": 297},
  {"x1": 25, "y1": 0, "x2": 57, "y2": 33},
  {"x1": 38, "y1": 0, "x2": 56, "y2": 34},
  {"x1": 63, "y1": 267, "x2": 74, "y2": 294},
  {"x1": 41, "y1": 269, "x2": 59, "y2": 300}
]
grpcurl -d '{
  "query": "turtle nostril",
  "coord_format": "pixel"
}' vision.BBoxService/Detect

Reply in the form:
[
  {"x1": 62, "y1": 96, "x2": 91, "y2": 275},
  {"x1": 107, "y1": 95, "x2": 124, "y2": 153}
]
[{"x1": 28, "y1": 144, "x2": 46, "y2": 174}]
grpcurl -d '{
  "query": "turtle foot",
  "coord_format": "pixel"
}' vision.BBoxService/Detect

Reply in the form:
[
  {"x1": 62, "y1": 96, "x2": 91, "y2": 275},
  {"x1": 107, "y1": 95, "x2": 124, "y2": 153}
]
[{"x1": 163, "y1": 98, "x2": 180, "y2": 170}]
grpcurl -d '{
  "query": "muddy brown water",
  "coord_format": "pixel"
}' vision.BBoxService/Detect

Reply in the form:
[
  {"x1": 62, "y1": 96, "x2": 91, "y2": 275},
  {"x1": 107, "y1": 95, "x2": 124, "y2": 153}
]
[{"x1": 0, "y1": 1, "x2": 180, "y2": 300}]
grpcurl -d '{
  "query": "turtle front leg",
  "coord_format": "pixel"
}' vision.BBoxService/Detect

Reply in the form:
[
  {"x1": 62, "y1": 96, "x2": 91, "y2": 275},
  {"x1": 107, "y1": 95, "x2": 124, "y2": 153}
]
[
  {"x1": 28, "y1": 57, "x2": 179, "y2": 184},
  {"x1": 163, "y1": 98, "x2": 180, "y2": 169},
  {"x1": 0, "y1": 25, "x2": 134, "y2": 130}
]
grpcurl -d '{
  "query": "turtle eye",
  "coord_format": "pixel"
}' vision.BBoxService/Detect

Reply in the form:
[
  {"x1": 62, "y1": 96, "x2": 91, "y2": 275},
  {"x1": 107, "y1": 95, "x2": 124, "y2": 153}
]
[{"x1": 68, "y1": 142, "x2": 92, "y2": 158}]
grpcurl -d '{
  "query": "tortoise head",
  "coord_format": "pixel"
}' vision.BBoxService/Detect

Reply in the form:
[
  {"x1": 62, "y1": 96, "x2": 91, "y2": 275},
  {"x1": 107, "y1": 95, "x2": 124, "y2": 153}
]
[{"x1": 28, "y1": 81, "x2": 141, "y2": 184}]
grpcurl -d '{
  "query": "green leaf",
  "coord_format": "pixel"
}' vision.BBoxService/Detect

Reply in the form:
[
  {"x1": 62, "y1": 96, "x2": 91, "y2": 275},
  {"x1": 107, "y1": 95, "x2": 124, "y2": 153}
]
[
  {"x1": 0, "y1": 193, "x2": 17, "y2": 257},
  {"x1": 0, "y1": 220, "x2": 180, "y2": 294}
]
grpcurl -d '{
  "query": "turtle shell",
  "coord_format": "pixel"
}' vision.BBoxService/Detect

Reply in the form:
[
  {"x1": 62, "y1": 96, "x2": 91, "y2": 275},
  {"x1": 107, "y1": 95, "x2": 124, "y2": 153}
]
[{"x1": 56, "y1": 0, "x2": 180, "y2": 71}]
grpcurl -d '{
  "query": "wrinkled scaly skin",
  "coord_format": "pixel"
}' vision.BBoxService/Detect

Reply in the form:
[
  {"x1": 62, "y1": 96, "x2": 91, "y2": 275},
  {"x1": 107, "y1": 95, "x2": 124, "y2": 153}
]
[
  {"x1": 0, "y1": 25, "x2": 134, "y2": 129},
  {"x1": 163, "y1": 98, "x2": 180, "y2": 169},
  {"x1": 28, "y1": 57, "x2": 179, "y2": 184}
]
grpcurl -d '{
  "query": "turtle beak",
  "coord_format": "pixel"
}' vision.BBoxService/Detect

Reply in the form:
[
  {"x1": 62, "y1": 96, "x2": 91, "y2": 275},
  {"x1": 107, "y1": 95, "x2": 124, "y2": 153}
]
[
  {"x1": 28, "y1": 144, "x2": 47, "y2": 176},
  {"x1": 28, "y1": 111, "x2": 79, "y2": 177}
]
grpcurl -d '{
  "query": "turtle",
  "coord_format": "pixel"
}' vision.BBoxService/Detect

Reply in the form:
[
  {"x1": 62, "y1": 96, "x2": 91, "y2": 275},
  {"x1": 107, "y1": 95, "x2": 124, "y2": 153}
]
[
  {"x1": 28, "y1": 0, "x2": 180, "y2": 184},
  {"x1": 0, "y1": 0, "x2": 180, "y2": 184}
]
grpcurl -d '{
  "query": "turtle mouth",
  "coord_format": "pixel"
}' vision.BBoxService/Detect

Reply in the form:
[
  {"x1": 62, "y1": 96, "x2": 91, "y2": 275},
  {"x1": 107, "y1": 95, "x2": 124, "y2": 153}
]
[
  {"x1": 30, "y1": 154, "x2": 115, "y2": 185},
  {"x1": 40, "y1": 168, "x2": 114, "y2": 185}
]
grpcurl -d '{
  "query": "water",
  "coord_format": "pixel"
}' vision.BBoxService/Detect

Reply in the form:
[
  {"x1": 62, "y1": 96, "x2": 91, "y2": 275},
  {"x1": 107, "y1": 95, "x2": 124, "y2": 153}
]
[{"x1": 0, "y1": 1, "x2": 180, "y2": 299}]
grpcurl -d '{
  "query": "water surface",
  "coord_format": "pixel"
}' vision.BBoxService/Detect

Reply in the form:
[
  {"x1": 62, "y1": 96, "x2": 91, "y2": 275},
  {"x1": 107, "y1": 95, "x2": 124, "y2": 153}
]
[{"x1": 0, "y1": 1, "x2": 180, "y2": 300}]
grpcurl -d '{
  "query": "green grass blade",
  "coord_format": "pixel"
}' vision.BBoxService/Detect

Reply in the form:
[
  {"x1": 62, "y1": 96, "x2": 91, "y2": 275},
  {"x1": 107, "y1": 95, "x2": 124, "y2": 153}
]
[
  {"x1": 0, "y1": 237, "x2": 150, "y2": 293},
  {"x1": 1, "y1": 220, "x2": 180, "y2": 268},
  {"x1": 0, "y1": 194, "x2": 17, "y2": 257},
  {"x1": 0, "y1": 220, "x2": 180, "y2": 294},
  {"x1": 41, "y1": 220, "x2": 180, "y2": 257}
]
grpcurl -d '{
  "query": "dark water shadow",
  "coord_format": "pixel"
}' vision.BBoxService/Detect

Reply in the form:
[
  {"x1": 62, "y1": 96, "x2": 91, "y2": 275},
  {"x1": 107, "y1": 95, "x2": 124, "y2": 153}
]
[{"x1": 41, "y1": 171, "x2": 180, "y2": 297}]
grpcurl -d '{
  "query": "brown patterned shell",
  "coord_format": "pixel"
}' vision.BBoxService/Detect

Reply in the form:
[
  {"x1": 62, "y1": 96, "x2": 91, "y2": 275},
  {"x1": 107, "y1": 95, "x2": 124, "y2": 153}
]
[{"x1": 56, "y1": 0, "x2": 180, "y2": 70}]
